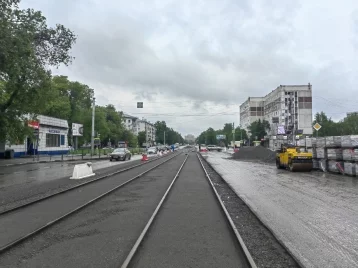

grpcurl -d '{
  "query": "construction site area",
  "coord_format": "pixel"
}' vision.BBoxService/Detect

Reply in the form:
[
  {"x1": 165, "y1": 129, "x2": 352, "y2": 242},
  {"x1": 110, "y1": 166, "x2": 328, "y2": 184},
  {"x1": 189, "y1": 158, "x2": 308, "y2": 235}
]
[{"x1": 202, "y1": 144, "x2": 358, "y2": 268}]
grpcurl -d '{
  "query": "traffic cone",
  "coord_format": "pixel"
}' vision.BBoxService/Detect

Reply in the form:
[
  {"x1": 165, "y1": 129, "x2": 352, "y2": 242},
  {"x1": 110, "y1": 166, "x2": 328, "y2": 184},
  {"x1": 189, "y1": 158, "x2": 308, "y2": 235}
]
[{"x1": 141, "y1": 153, "x2": 148, "y2": 161}]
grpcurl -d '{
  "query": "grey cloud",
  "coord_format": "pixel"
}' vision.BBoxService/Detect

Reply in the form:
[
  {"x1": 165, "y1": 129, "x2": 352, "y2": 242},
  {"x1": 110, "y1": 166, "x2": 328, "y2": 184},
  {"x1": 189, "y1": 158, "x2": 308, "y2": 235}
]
[{"x1": 21, "y1": 0, "x2": 358, "y2": 134}]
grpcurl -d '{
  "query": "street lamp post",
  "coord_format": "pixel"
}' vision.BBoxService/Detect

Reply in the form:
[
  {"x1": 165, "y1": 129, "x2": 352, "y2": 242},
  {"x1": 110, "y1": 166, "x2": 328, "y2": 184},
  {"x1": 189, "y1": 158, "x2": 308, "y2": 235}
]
[{"x1": 91, "y1": 97, "x2": 95, "y2": 156}]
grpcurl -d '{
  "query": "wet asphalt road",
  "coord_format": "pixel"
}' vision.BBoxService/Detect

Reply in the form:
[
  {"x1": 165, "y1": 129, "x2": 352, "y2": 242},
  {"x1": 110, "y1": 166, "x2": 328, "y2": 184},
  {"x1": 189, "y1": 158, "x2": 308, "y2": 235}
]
[
  {"x1": 0, "y1": 153, "x2": 180, "y2": 251},
  {"x1": 205, "y1": 152, "x2": 358, "y2": 268},
  {"x1": 130, "y1": 153, "x2": 248, "y2": 268},
  {"x1": 0, "y1": 154, "x2": 160, "y2": 212},
  {"x1": 0, "y1": 153, "x2": 188, "y2": 267},
  {"x1": 0, "y1": 155, "x2": 143, "y2": 189}
]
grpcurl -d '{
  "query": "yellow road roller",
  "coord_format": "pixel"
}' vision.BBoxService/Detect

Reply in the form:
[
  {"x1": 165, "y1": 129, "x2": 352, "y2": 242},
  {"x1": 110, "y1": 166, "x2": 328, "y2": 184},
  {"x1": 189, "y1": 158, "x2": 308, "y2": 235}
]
[{"x1": 276, "y1": 144, "x2": 313, "y2": 172}]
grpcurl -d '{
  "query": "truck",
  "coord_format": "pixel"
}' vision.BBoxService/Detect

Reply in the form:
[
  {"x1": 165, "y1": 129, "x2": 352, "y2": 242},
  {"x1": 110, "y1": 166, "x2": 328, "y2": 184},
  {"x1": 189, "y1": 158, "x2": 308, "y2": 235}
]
[{"x1": 206, "y1": 145, "x2": 222, "y2": 152}]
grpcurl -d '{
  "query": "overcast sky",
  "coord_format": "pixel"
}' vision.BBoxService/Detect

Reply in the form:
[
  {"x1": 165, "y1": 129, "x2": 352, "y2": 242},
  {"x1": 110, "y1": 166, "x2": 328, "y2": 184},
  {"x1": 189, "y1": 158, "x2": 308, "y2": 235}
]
[{"x1": 22, "y1": 0, "x2": 358, "y2": 136}]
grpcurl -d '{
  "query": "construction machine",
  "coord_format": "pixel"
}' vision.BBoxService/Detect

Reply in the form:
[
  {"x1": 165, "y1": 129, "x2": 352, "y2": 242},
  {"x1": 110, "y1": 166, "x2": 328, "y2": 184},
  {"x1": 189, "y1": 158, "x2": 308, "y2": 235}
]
[{"x1": 276, "y1": 144, "x2": 313, "y2": 172}]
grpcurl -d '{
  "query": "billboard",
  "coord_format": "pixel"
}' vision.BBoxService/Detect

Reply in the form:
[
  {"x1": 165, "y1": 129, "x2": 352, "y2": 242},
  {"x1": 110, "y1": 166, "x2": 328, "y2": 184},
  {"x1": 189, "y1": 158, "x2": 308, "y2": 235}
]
[
  {"x1": 216, "y1": 134, "x2": 226, "y2": 140},
  {"x1": 277, "y1": 125, "x2": 286, "y2": 135},
  {"x1": 72, "y1": 123, "x2": 84, "y2": 136}
]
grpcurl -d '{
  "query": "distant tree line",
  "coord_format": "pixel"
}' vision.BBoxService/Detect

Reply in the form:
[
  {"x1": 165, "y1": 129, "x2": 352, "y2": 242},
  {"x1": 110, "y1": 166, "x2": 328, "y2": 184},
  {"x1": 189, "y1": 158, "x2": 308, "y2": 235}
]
[{"x1": 196, "y1": 112, "x2": 358, "y2": 146}]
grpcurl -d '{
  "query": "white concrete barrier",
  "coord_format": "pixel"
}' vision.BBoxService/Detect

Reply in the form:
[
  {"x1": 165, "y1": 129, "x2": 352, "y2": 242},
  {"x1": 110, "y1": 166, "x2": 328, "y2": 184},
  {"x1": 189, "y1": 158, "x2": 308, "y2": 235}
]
[{"x1": 70, "y1": 162, "x2": 95, "y2": 179}]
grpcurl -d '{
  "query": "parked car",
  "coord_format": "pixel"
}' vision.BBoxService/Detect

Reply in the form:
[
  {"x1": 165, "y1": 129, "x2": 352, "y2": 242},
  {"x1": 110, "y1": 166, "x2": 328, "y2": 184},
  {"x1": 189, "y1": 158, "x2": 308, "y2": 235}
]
[
  {"x1": 147, "y1": 147, "x2": 158, "y2": 155},
  {"x1": 110, "y1": 148, "x2": 131, "y2": 161},
  {"x1": 207, "y1": 145, "x2": 222, "y2": 152}
]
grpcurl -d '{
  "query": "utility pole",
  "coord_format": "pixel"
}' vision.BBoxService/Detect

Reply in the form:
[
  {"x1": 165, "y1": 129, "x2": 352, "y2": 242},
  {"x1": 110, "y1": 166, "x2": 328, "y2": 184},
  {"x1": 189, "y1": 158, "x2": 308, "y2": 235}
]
[
  {"x1": 144, "y1": 119, "x2": 148, "y2": 149},
  {"x1": 164, "y1": 130, "x2": 166, "y2": 145},
  {"x1": 91, "y1": 97, "x2": 95, "y2": 156},
  {"x1": 232, "y1": 122, "x2": 235, "y2": 147}
]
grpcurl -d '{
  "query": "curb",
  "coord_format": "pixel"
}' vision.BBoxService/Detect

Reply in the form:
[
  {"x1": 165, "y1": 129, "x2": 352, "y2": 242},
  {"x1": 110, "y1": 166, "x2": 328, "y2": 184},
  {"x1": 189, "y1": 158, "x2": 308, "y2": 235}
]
[{"x1": 0, "y1": 157, "x2": 111, "y2": 167}]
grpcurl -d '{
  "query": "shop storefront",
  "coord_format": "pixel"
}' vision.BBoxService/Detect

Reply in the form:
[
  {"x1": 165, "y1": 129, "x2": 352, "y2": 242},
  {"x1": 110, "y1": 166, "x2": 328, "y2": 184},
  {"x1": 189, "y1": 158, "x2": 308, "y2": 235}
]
[{"x1": 2, "y1": 115, "x2": 69, "y2": 157}]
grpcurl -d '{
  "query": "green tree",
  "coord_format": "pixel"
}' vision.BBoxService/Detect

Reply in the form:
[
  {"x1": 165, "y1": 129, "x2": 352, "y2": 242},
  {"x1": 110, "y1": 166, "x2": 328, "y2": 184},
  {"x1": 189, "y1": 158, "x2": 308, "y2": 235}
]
[
  {"x1": 138, "y1": 131, "x2": 146, "y2": 147},
  {"x1": 247, "y1": 119, "x2": 270, "y2": 140},
  {"x1": 312, "y1": 112, "x2": 341, "y2": 136},
  {"x1": 0, "y1": 0, "x2": 76, "y2": 142},
  {"x1": 154, "y1": 121, "x2": 167, "y2": 144},
  {"x1": 340, "y1": 114, "x2": 358, "y2": 135}
]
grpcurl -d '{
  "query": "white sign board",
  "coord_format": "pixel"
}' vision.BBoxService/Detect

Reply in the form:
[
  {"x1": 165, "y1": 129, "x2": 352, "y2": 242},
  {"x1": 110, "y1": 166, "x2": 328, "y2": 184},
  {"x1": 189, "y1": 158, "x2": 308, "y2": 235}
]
[{"x1": 72, "y1": 123, "x2": 84, "y2": 136}]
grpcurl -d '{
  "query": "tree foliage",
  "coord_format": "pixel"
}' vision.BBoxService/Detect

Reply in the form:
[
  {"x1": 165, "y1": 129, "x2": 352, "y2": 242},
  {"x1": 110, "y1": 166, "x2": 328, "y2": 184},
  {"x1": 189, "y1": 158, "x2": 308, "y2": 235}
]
[
  {"x1": 247, "y1": 119, "x2": 270, "y2": 140},
  {"x1": 196, "y1": 124, "x2": 248, "y2": 146},
  {"x1": 0, "y1": 0, "x2": 76, "y2": 142},
  {"x1": 313, "y1": 112, "x2": 358, "y2": 136},
  {"x1": 154, "y1": 121, "x2": 184, "y2": 145},
  {"x1": 137, "y1": 131, "x2": 146, "y2": 147}
]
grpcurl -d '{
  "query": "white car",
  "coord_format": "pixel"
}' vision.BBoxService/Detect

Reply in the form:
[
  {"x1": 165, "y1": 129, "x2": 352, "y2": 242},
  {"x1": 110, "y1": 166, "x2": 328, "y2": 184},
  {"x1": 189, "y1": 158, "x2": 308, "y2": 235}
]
[{"x1": 147, "y1": 147, "x2": 157, "y2": 155}]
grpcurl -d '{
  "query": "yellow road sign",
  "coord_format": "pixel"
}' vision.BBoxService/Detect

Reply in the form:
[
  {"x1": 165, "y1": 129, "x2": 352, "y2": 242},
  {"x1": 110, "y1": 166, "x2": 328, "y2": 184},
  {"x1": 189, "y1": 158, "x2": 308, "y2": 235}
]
[{"x1": 313, "y1": 123, "x2": 322, "y2": 131}]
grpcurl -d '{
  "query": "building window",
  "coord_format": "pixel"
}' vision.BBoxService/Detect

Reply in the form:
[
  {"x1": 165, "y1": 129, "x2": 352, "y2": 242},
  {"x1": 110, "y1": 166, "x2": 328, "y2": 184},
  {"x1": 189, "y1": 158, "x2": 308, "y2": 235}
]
[
  {"x1": 128, "y1": 119, "x2": 131, "y2": 123},
  {"x1": 46, "y1": 133, "x2": 60, "y2": 147}
]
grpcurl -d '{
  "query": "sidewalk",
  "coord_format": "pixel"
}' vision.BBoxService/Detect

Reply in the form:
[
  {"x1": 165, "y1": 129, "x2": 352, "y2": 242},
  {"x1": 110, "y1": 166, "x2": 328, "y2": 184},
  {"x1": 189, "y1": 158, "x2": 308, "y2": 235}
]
[{"x1": 0, "y1": 154, "x2": 110, "y2": 167}]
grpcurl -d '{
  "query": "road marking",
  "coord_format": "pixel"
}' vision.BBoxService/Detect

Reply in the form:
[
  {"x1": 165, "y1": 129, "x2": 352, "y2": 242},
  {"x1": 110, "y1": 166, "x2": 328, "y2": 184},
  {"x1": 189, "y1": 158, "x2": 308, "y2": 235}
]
[{"x1": 43, "y1": 166, "x2": 50, "y2": 169}]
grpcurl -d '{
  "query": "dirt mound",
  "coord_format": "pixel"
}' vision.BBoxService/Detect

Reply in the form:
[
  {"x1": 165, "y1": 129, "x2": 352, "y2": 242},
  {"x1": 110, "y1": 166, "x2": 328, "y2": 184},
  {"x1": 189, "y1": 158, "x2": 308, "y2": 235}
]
[{"x1": 232, "y1": 146, "x2": 276, "y2": 163}]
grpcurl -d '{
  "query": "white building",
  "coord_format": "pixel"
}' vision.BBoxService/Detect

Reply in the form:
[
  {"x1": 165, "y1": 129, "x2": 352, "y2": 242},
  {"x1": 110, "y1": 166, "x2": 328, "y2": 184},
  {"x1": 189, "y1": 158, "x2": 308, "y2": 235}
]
[
  {"x1": 239, "y1": 97, "x2": 265, "y2": 131},
  {"x1": 240, "y1": 84, "x2": 313, "y2": 137},
  {"x1": 0, "y1": 115, "x2": 69, "y2": 158},
  {"x1": 121, "y1": 113, "x2": 156, "y2": 146},
  {"x1": 134, "y1": 120, "x2": 156, "y2": 145},
  {"x1": 122, "y1": 113, "x2": 138, "y2": 132}
]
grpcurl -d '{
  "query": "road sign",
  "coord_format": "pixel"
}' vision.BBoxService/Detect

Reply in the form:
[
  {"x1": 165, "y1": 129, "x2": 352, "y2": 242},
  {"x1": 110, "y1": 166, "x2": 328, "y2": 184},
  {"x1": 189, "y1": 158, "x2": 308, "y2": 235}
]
[
  {"x1": 313, "y1": 123, "x2": 322, "y2": 131},
  {"x1": 137, "y1": 102, "x2": 143, "y2": 108},
  {"x1": 216, "y1": 134, "x2": 226, "y2": 140}
]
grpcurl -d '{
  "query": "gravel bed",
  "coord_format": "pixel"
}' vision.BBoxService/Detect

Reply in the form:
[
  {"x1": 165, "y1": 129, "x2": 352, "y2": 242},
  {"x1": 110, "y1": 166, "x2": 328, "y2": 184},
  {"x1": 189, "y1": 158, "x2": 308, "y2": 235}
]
[
  {"x1": 199, "y1": 154, "x2": 301, "y2": 268},
  {"x1": 233, "y1": 146, "x2": 276, "y2": 163},
  {"x1": 0, "y1": 154, "x2": 178, "y2": 212}
]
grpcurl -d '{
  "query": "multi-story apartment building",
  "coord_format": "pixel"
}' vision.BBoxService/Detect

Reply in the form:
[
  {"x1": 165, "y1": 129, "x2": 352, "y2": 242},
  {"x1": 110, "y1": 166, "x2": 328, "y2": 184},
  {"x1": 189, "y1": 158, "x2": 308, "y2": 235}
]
[
  {"x1": 134, "y1": 120, "x2": 156, "y2": 145},
  {"x1": 239, "y1": 97, "x2": 265, "y2": 131},
  {"x1": 240, "y1": 84, "x2": 313, "y2": 137},
  {"x1": 122, "y1": 113, "x2": 156, "y2": 146},
  {"x1": 122, "y1": 113, "x2": 138, "y2": 131}
]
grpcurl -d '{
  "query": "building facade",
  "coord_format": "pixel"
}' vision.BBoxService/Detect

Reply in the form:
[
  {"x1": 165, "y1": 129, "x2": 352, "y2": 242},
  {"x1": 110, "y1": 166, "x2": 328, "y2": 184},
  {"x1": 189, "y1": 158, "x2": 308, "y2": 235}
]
[
  {"x1": 122, "y1": 113, "x2": 138, "y2": 132},
  {"x1": 239, "y1": 97, "x2": 265, "y2": 130},
  {"x1": 0, "y1": 115, "x2": 69, "y2": 158},
  {"x1": 122, "y1": 113, "x2": 156, "y2": 146},
  {"x1": 240, "y1": 84, "x2": 313, "y2": 137},
  {"x1": 134, "y1": 120, "x2": 156, "y2": 145}
]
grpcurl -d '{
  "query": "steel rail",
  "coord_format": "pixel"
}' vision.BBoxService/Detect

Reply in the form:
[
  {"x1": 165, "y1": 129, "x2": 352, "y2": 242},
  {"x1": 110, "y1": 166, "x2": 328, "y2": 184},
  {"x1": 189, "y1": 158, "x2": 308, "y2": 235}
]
[
  {"x1": 0, "y1": 152, "x2": 180, "y2": 216},
  {"x1": 0, "y1": 151, "x2": 182, "y2": 254},
  {"x1": 120, "y1": 154, "x2": 189, "y2": 268},
  {"x1": 197, "y1": 153, "x2": 257, "y2": 268}
]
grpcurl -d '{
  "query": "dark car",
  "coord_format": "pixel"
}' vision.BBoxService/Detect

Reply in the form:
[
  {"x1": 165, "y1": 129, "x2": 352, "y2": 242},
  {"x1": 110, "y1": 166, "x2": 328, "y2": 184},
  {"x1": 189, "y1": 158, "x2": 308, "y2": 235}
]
[{"x1": 110, "y1": 148, "x2": 131, "y2": 161}]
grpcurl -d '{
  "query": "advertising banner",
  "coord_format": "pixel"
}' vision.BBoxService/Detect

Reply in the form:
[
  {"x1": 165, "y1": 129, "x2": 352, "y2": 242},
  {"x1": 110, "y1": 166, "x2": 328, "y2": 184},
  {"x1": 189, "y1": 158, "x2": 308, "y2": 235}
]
[
  {"x1": 72, "y1": 123, "x2": 84, "y2": 136},
  {"x1": 216, "y1": 134, "x2": 226, "y2": 140}
]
